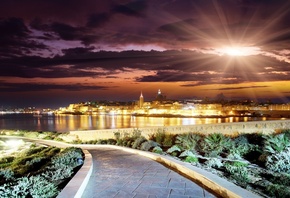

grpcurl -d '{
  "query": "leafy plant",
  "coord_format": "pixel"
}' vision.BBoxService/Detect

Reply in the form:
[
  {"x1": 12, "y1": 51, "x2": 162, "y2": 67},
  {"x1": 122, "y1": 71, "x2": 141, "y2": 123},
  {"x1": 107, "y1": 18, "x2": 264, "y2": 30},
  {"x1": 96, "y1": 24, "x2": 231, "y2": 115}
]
[
  {"x1": 0, "y1": 169, "x2": 14, "y2": 181},
  {"x1": 202, "y1": 133, "x2": 233, "y2": 157},
  {"x1": 132, "y1": 137, "x2": 147, "y2": 149},
  {"x1": 266, "y1": 148, "x2": 290, "y2": 173},
  {"x1": 175, "y1": 133, "x2": 201, "y2": 152},
  {"x1": 140, "y1": 140, "x2": 159, "y2": 151},
  {"x1": 230, "y1": 135, "x2": 255, "y2": 157},
  {"x1": 266, "y1": 183, "x2": 290, "y2": 198},
  {"x1": 152, "y1": 146, "x2": 163, "y2": 154},
  {"x1": 224, "y1": 161, "x2": 250, "y2": 186},
  {"x1": 205, "y1": 158, "x2": 223, "y2": 169},
  {"x1": 184, "y1": 156, "x2": 199, "y2": 163},
  {"x1": 263, "y1": 133, "x2": 290, "y2": 154}
]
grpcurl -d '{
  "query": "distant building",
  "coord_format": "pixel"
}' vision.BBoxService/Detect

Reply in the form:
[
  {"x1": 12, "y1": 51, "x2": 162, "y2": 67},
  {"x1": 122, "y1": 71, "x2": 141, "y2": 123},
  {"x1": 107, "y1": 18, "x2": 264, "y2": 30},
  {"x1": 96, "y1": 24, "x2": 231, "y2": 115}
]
[
  {"x1": 139, "y1": 92, "x2": 144, "y2": 108},
  {"x1": 156, "y1": 89, "x2": 166, "y2": 102}
]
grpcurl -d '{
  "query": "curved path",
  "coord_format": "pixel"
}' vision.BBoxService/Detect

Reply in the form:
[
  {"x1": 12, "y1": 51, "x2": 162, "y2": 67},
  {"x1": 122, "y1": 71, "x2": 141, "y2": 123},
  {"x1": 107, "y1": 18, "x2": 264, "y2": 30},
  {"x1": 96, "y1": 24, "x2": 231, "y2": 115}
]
[
  {"x1": 81, "y1": 147, "x2": 216, "y2": 198},
  {"x1": 1, "y1": 136, "x2": 260, "y2": 198}
]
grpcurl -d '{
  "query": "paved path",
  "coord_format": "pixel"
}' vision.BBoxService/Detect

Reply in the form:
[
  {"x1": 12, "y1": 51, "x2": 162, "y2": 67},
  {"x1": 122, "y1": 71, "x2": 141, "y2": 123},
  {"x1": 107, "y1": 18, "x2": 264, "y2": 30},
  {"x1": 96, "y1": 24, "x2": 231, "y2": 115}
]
[{"x1": 81, "y1": 147, "x2": 216, "y2": 198}]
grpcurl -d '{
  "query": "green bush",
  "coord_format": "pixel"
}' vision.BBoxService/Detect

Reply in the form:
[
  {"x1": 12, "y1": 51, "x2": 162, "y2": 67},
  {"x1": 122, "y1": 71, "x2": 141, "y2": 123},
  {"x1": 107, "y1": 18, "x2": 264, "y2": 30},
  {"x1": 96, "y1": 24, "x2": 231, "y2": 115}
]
[
  {"x1": 175, "y1": 133, "x2": 201, "y2": 152},
  {"x1": 205, "y1": 158, "x2": 223, "y2": 169},
  {"x1": 266, "y1": 148, "x2": 290, "y2": 173},
  {"x1": 184, "y1": 156, "x2": 199, "y2": 163},
  {"x1": 152, "y1": 146, "x2": 163, "y2": 154},
  {"x1": 266, "y1": 183, "x2": 290, "y2": 198},
  {"x1": 224, "y1": 161, "x2": 250, "y2": 186},
  {"x1": 263, "y1": 133, "x2": 290, "y2": 154},
  {"x1": 201, "y1": 133, "x2": 233, "y2": 157},
  {"x1": 132, "y1": 137, "x2": 147, "y2": 149},
  {"x1": 140, "y1": 140, "x2": 159, "y2": 151}
]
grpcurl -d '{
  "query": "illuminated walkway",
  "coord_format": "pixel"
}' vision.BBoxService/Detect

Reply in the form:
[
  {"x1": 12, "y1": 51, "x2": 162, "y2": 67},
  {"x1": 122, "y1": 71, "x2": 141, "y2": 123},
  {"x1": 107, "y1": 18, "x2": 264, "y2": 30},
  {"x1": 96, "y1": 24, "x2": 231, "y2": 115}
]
[{"x1": 81, "y1": 147, "x2": 216, "y2": 198}]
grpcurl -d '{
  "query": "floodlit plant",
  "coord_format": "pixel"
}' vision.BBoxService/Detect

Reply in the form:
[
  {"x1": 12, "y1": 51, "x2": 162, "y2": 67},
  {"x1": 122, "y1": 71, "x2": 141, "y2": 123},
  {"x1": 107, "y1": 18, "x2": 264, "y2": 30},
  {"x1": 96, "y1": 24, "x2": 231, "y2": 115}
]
[
  {"x1": 0, "y1": 169, "x2": 14, "y2": 181},
  {"x1": 263, "y1": 133, "x2": 290, "y2": 154},
  {"x1": 132, "y1": 137, "x2": 147, "y2": 149},
  {"x1": 266, "y1": 148, "x2": 290, "y2": 174},
  {"x1": 152, "y1": 146, "x2": 163, "y2": 154},
  {"x1": 175, "y1": 133, "x2": 201, "y2": 152},
  {"x1": 205, "y1": 158, "x2": 223, "y2": 169},
  {"x1": 140, "y1": 140, "x2": 159, "y2": 151},
  {"x1": 202, "y1": 133, "x2": 233, "y2": 157},
  {"x1": 224, "y1": 161, "x2": 250, "y2": 186}
]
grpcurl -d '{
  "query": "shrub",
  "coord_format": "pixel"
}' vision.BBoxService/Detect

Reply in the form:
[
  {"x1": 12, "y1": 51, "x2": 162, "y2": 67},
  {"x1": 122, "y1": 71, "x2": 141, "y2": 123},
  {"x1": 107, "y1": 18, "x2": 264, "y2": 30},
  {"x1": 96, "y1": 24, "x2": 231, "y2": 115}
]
[
  {"x1": 0, "y1": 169, "x2": 14, "y2": 181},
  {"x1": 224, "y1": 161, "x2": 250, "y2": 186},
  {"x1": 175, "y1": 133, "x2": 201, "y2": 152},
  {"x1": 166, "y1": 145, "x2": 181, "y2": 157},
  {"x1": 107, "y1": 138, "x2": 117, "y2": 145},
  {"x1": 152, "y1": 146, "x2": 163, "y2": 154},
  {"x1": 263, "y1": 134, "x2": 290, "y2": 154},
  {"x1": 266, "y1": 184, "x2": 290, "y2": 198},
  {"x1": 132, "y1": 137, "x2": 147, "y2": 149},
  {"x1": 230, "y1": 135, "x2": 255, "y2": 157},
  {"x1": 0, "y1": 176, "x2": 59, "y2": 198},
  {"x1": 266, "y1": 148, "x2": 290, "y2": 173},
  {"x1": 184, "y1": 156, "x2": 199, "y2": 163},
  {"x1": 205, "y1": 158, "x2": 223, "y2": 169},
  {"x1": 140, "y1": 140, "x2": 159, "y2": 151},
  {"x1": 162, "y1": 133, "x2": 175, "y2": 147},
  {"x1": 202, "y1": 133, "x2": 233, "y2": 157},
  {"x1": 155, "y1": 128, "x2": 165, "y2": 145}
]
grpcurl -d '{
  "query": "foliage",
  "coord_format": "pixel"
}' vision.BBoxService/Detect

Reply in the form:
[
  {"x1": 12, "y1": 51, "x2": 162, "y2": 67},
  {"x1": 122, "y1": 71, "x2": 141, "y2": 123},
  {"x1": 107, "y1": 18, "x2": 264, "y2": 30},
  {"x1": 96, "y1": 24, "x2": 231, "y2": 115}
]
[
  {"x1": 175, "y1": 133, "x2": 201, "y2": 152},
  {"x1": 184, "y1": 156, "x2": 199, "y2": 163},
  {"x1": 0, "y1": 169, "x2": 14, "y2": 181},
  {"x1": 0, "y1": 175, "x2": 59, "y2": 198},
  {"x1": 162, "y1": 133, "x2": 175, "y2": 147},
  {"x1": 152, "y1": 146, "x2": 163, "y2": 154},
  {"x1": 132, "y1": 137, "x2": 147, "y2": 149},
  {"x1": 205, "y1": 158, "x2": 223, "y2": 169},
  {"x1": 266, "y1": 148, "x2": 290, "y2": 173},
  {"x1": 266, "y1": 184, "x2": 290, "y2": 198},
  {"x1": 263, "y1": 133, "x2": 290, "y2": 154},
  {"x1": 167, "y1": 145, "x2": 181, "y2": 154},
  {"x1": 149, "y1": 128, "x2": 165, "y2": 145},
  {"x1": 201, "y1": 133, "x2": 233, "y2": 157},
  {"x1": 224, "y1": 161, "x2": 250, "y2": 186},
  {"x1": 230, "y1": 135, "x2": 256, "y2": 157},
  {"x1": 140, "y1": 140, "x2": 159, "y2": 151}
]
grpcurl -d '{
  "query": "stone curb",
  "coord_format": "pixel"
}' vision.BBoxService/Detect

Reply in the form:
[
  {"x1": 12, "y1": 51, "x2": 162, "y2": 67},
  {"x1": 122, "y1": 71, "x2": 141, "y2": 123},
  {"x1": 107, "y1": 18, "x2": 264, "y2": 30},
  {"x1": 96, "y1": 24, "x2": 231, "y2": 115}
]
[{"x1": 57, "y1": 149, "x2": 93, "y2": 198}]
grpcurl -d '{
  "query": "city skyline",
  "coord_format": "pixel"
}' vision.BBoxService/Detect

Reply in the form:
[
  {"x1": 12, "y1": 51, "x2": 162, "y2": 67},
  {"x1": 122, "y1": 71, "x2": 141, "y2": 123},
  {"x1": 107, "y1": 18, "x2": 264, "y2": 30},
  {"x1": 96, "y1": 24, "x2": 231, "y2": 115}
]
[{"x1": 1, "y1": 0, "x2": 290, "y2": 108}]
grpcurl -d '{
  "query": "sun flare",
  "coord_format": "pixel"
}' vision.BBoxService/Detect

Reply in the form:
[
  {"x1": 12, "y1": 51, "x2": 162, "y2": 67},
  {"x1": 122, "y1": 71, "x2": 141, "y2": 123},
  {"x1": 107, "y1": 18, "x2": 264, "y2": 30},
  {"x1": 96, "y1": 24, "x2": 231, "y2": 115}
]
[{"x1": 218, "y1": 46, "x2": 261, "y2": 56}]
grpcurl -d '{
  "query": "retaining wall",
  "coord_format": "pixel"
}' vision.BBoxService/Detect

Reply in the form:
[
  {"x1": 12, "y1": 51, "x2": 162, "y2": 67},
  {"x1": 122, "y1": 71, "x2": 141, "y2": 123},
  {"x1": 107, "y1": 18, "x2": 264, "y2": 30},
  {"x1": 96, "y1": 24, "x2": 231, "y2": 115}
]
[{"x1": 69, "y1": 120, "x2": 290, "y2": 141}]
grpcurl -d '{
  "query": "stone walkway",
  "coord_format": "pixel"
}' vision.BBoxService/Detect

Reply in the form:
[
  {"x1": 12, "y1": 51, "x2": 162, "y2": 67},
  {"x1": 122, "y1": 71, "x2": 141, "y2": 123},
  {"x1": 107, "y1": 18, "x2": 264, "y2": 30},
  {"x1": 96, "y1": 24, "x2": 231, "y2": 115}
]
[{"x1": 81, "y1": 147, "x2": 217, "y2": 198}]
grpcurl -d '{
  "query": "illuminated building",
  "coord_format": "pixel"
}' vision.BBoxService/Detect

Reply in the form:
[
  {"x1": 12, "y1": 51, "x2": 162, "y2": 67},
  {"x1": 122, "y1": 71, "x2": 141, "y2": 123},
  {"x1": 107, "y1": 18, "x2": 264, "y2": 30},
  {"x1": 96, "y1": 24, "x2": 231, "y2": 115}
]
[{"x1": 139, "y1": 92, "x2": 144, "y2": 108}]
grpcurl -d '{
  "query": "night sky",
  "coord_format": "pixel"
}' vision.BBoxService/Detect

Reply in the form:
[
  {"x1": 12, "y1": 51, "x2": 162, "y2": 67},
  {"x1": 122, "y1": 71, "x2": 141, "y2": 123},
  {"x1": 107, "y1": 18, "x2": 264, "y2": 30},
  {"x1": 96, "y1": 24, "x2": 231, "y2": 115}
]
[{"x1": 1, "y1": 0, "x2": 290, "y2": 108}]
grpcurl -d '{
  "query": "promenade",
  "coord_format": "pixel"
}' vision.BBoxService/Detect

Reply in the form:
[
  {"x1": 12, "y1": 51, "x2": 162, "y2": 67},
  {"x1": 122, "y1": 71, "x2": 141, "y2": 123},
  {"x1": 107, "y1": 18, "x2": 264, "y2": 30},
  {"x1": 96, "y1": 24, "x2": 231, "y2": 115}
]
[
  {"x1": 1, "y1": 136, "x2": 261, "y2": 198},
  {"x1": 81, "y1": 147, "x2": 216, "y2": 198}
]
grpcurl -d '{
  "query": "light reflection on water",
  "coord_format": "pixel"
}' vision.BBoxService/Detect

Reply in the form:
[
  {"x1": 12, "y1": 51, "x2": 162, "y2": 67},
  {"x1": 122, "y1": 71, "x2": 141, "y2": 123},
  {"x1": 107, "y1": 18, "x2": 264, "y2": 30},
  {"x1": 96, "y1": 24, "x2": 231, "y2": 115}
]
[{"x1": 0, "y1": 114, "x2": 281, "y2": 132}]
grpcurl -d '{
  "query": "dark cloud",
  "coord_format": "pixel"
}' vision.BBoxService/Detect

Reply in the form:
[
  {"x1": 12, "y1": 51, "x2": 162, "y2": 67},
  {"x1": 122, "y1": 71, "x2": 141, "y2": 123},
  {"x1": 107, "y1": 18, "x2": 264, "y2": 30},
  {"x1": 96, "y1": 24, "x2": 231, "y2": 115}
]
[
  {"x1": 86, "y1": 13, "x2": 111, "y2": 28},
  {"x1": 0, "y1": 18, "x2": 48, "y2": 58},
  {"x1": 111, "y1": 0, "x2": 147, "y2": 17}
]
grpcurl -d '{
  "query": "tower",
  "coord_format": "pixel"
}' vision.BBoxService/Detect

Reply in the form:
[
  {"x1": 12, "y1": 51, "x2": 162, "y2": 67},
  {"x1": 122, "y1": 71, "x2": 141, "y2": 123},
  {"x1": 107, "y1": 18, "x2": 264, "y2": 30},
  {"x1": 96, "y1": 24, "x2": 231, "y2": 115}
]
[{"x1": 139, "y1": 92, "x2": 144, "y2": 108}]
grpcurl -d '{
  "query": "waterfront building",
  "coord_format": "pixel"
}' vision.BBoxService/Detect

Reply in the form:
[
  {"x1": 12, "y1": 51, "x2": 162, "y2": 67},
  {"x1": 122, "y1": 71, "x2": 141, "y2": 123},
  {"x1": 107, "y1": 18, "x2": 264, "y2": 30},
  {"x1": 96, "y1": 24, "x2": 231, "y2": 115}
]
[{"x1": 139, "y1": 92, "x2": 144, "y2": 108}]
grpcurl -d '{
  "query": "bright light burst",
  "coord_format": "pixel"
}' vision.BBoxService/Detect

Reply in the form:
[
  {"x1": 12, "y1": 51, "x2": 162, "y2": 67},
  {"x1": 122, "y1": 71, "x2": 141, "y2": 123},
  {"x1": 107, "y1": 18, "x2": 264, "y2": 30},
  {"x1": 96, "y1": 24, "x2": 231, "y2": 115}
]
[{"x1": 217, "y1": 46, "x2": 261, "y2": 56}]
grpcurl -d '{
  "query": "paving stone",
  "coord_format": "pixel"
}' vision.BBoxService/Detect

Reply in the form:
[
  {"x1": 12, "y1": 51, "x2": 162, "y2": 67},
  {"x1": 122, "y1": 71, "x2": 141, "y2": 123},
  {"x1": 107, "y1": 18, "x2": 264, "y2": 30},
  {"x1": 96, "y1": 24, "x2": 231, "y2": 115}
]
[{"x1": 81, "y1": 148, "x2": 216, "y2": 198}]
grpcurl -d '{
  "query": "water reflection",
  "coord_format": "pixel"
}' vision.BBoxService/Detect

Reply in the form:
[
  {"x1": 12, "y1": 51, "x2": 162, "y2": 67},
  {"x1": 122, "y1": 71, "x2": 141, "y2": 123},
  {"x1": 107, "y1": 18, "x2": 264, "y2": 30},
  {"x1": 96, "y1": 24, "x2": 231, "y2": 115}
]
[{"x1": 0, "y1": 113, "x2": 282, "y2": 132}]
